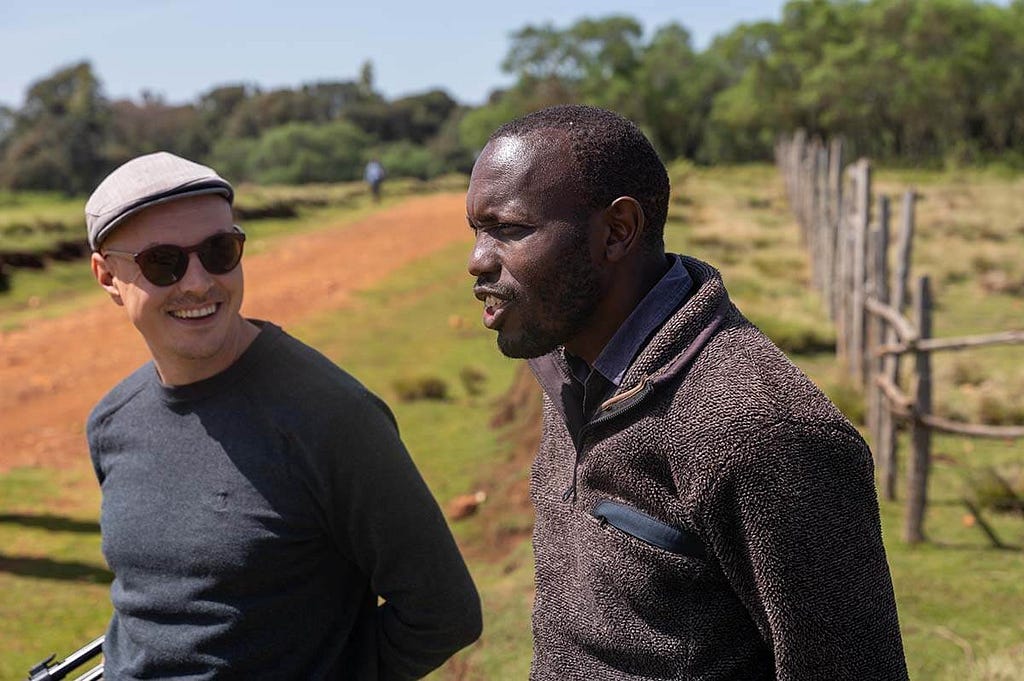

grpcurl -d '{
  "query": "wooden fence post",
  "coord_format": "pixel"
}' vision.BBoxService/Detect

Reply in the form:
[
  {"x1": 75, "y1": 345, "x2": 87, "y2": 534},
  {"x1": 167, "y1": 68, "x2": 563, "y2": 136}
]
[
  {"x1": 813, "y1": 141, "x2": 829, "y2": 293},
  {"x1": 793, "y1": 130, "x2": 808, "y2": 239},
  {"x1": 869, "y1": 196, "x2": 891, "y2": 486},
  {"x1": 836, "y1": 167, "x2": 857, "y2": 368},
  {"x1": 880, "y1": 190, "x2": 916, "y2": 501},
  {"x1": 825, "y1": 138, "x2": 844, "y2": 321},
  {"x1": 804, "y1": 138, "x2": 820, "y2": 249},
  {"x1": 850, "y1": 159, "x2": 871, "y2": 387},
  {"x1": 904, "y1": 276, "x2": 932, "y2": 544},
  {"x1": 894, "y1": 191, "x2": 916, "y2": 315}
]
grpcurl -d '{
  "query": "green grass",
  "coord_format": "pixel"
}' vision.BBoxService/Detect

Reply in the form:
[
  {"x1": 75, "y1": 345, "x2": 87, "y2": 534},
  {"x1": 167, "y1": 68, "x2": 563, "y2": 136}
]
[
  {"x1": 0, "y1": 236, "x2": 532, "y2": 680},
  {"x1": 0, "y1": 190, "x2": 84, "y2": 227},
  {"x1": 290, "y1": 247, "x2": 536, "y2": 676},
  {"x1": 668, "y1": 164, "x2": 1024, "y2": 680},
  {"x1": 1, "y1": 165, "x2": 1022, "y2": 679},
  {"x1": 291, "y1": 240, "x2": 520, "y2": 505},
  {"x1": 0, "y1": 466, "x2": 107, "y2": 671}
]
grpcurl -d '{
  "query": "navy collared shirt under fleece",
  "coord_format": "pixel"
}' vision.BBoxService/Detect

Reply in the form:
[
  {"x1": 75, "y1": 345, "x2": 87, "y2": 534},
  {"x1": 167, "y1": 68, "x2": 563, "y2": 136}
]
[{"x1": 565, "y1": 254, "x2": 692, "y2": 425}]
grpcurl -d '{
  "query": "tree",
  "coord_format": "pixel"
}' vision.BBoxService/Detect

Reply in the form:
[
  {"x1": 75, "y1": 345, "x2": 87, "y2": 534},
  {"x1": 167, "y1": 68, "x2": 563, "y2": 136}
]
[
  {"x1": 0, "y1": 105, "x2": 13, "y2": 156},
  {"x1": 632, "y1": 23, "x2": 719, "y2": 160},
  {"x1": 701, "y1": 21, "x2": 783, "y2": 162},
  {"x1": 242, "y1": 120, "x2": 372, "y2": 184},
  {"x1": 0, "y1": 61, "x2": 111, "y2": 193},
  {"x1": 108, "y1": 94, "x2": 205, "y2": 164},
  {"x1": 387, "y1": 90, "x2": 459, "y2": 143},
  {"x1": 194, "y1": 84, "x2": 257, "y2": 152},
  {"x1": 501, "y1": 15, "x2": 644, "y2": 110}
]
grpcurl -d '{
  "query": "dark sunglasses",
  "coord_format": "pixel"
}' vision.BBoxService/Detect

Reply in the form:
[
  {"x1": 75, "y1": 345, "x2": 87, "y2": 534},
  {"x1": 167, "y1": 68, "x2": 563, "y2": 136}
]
[{"x1": 102, "y1": 228, "x2": 246, "y2": 286}]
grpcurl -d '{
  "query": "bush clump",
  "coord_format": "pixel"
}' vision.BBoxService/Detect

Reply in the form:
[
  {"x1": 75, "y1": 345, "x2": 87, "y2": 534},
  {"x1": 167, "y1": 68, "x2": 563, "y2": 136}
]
[
  {"x1": 393, "y1": 375, "x2": 449, "y2": 402},
  {"x1": 977, "y1": 392, "x2": 1024, "y2": 426},
  {"x1": 961, "y1": 466, "x2": 1023, "y2": 514},
  {"x1": 754, "y1": 316, "x2": 836, "y2": 355},
  {"x1": 822, "y1": 379, "x2": 866, "y2": 425},
  {"x1": 950, "y1": 359, "x2": 987, "y2": 387},
  {"x1": 459, "y1": 366, "x2": 487, "y2": 398}
]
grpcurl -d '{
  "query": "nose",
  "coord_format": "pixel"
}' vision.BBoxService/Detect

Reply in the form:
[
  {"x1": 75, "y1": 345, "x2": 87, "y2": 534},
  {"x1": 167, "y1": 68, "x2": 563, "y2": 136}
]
[
  {"x1": 467, "y1": 230, "x2": 499, "y2": 279},
  {"x1": 177, "y1": 252, "x2": 215, "y2": 294}
]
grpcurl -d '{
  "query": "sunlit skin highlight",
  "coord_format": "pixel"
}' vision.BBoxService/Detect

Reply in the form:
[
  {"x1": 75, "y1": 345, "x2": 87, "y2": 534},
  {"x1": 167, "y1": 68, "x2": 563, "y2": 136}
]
[{"x1": 467, "y1": 133, "x2": 667, "y2": 363}]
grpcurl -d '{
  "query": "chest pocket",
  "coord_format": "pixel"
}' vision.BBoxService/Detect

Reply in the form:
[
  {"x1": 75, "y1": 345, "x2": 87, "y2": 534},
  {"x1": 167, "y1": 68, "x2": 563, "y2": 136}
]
[{"x1": 592, "y1": 499, "x2": 706, "y2": 559}]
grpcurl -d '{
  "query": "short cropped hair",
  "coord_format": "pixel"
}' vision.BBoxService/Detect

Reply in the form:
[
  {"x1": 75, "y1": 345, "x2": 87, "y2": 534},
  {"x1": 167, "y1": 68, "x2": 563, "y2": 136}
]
[{"x1": 490, "y1": 105, "x2": 670, "y2": 253}]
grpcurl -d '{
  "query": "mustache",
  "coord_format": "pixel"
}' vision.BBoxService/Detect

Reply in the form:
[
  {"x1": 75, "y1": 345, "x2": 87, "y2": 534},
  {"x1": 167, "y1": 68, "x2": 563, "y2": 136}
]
[
  {"x1": 167, "y1": 293, "x2": 222, "y2": 307},
  {"x1": 474, "y1": 279, "x2": 518, "y2": 301}
]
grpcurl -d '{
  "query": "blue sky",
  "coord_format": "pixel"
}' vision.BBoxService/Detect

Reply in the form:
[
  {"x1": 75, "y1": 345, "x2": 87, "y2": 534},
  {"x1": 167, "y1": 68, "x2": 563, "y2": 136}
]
[{"x1": 1, "y1": 1, "x2": 787, "y2": 109}]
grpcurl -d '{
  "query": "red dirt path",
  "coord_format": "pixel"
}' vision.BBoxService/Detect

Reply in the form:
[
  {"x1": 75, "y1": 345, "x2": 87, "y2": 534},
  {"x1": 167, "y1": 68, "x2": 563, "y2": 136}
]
[{"x1": 0, "y1": 193, "x2": 473, "y2": 472}]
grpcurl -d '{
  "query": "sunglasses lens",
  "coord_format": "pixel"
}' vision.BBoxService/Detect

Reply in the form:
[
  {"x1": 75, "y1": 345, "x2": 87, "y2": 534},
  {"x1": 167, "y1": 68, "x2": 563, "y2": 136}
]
[
  {"x1": 198, "y1": 233, "x2": 245, "y2": 274},
  {"x1": 138, "y1": 246, "x2": 188, "y2": 286},
  {"x1": 132, "y1": 232, "x2": 245, "y2": 286}
]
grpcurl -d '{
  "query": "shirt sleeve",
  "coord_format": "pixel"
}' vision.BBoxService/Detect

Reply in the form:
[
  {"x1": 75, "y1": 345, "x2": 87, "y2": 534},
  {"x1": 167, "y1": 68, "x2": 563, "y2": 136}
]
[
  {"x1": 312, "y1": 389, "x2": 482, "y2": 680},
  {"x1": 701, "y1": 421, "x2": 909, "y2": 681}
]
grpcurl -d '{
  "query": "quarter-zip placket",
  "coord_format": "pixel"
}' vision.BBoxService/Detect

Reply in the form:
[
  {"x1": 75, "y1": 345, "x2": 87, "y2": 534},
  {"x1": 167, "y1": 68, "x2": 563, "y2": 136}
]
[{"x1": 560, "y1": 376, "x2": 654, "y2": 503}]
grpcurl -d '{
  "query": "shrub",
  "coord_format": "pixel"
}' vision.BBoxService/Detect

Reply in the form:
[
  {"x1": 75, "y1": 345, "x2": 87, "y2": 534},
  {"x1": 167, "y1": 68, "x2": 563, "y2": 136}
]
[
  {"x1": 752, "y1": 315, "x2": 836, "y2": 355},
  {"x1": 214, "y1": 120, "x2": 373, "y2": 185},
  {"x1": 822, "y1": 379, "x2": 865, "y2": 425},
  {"x1": 459, "y1": 366, "x2": 488, "y2": 397},
  {"x1": 961, "y1": 466, "x2": 1023, "y2": 514},
  {"x1": 950, "y1": 359, "x2": 987, "y2": 387},
  {"x1": 751, "y1": 254, "x2": 808, "y2": 285},
  {"x1": 979, "y1": 270, "x2": 1024, "y2": 296},
  {"x1": 374, "y1": 141, "x2": 445, "y2": 180},
  {"x1": 977, "y1": 392, "x2": 1024, "y2": 426},
  {"x1": 233, "y1": 200, "x2": 299, "y2": 220},
  {"x1": 964, "y1": 647, "x2": 1024, "y2": 681},
  {"x1": 969, "y1": 254, "x2": 999, "y2": 275},
  {"x1": 392, "y1": 375, "x2": 449, "y2": 402}
]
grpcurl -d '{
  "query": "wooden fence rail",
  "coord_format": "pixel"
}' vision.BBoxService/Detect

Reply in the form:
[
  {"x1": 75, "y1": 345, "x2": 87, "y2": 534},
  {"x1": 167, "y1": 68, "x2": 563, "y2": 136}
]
[{"x1": 775, "y1": 132, "x2": 1024, "y2": 544}]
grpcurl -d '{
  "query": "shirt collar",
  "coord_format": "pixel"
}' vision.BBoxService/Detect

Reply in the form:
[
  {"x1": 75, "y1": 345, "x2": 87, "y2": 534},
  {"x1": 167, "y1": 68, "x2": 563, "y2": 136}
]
[{"x1": 569, "y1": 254, "x2": 692, "y2": 387}]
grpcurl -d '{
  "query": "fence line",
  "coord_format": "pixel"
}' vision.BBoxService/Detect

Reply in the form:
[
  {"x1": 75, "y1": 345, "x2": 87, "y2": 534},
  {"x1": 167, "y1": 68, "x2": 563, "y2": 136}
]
[{"x1": 775, "y1": 132, "x2": 1024, "y2": 544}]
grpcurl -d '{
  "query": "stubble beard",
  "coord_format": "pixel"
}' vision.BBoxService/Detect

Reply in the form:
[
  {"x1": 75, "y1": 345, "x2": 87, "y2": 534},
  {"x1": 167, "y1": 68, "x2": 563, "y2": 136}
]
[{"x1": 497, "y1": 239, "x2": 602, "y2": 359}]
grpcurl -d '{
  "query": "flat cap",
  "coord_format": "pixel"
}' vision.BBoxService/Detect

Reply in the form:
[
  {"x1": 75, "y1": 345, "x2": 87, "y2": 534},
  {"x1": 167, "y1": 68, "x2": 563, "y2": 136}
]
[{"x1": 85, "y1": 151, "x2": 234, "y2": 250}]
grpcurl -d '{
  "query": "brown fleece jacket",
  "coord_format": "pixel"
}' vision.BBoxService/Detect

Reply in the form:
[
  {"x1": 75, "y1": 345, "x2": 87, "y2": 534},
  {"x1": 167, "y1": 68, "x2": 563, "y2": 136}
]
[{"x1": 526, "y1": 256, "x2": 908, "y2": 680}]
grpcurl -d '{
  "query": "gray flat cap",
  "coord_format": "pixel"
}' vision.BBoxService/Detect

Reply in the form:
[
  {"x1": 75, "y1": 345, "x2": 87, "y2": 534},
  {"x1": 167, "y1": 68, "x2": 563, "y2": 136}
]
[{"x1": 85, "y1": 151, "x2": 234, "y2": 250}]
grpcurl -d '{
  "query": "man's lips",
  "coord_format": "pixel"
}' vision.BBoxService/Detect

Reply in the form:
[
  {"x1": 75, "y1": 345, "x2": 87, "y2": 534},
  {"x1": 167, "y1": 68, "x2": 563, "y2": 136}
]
[
  {"x1": 475, "y1": 289, "x2": 511, "y2": 330},
  {"x1": 484, "y1": 294, "x2": 506, "y2": 313}
]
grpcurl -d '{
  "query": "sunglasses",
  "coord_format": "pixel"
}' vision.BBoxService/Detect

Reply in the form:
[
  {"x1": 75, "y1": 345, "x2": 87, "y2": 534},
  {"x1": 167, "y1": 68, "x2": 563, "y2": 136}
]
[{"x1": 102, "y1": 228, "x2": 246, "y2": 286}]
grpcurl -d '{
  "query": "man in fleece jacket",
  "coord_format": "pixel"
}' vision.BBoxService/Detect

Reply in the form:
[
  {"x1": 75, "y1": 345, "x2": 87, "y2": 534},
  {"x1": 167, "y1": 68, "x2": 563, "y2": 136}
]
[
  {"x1": 85, "y1": 151, "x2": 481, "y2": 679},
  {"x1": 466, "y1": 105, "x2": 908, "y2": 680}
]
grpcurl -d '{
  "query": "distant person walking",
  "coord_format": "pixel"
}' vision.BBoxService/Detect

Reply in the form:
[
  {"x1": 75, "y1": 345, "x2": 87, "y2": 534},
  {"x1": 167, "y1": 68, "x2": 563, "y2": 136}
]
[
  {"x1": 84, "y1": 151, "x2": 481, "y2": 679},
  {"x1": 365, "y1": 159, "x2": 386, "y2": 202}
]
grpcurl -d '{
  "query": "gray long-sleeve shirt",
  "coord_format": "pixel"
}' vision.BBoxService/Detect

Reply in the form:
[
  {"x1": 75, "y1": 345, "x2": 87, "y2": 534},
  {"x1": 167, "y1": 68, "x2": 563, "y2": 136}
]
[{"x1": 88, "y1": 321, "x2": 481, "y2": 679}]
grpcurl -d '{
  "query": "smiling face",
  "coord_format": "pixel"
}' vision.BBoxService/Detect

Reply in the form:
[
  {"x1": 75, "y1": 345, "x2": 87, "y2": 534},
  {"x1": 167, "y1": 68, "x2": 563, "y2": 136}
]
[
  {"x1": 466, "y1": 134, "x2": 606, "y2": 359},
  {"x1": 91, "y1": 194, "x2": 257, "y2": 385}
]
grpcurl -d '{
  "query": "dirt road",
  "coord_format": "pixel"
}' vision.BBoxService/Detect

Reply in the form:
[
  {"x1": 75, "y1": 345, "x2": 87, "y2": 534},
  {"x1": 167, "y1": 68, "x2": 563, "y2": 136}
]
[{"x1": 0, "y1": 193, "x2": 472, "y2": 472}]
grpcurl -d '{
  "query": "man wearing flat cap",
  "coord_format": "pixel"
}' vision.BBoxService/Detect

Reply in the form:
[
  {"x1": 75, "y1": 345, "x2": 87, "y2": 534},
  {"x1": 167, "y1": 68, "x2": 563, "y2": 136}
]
[{"x1": 86, "y1": 152, "x2": 481, "y2": 679}]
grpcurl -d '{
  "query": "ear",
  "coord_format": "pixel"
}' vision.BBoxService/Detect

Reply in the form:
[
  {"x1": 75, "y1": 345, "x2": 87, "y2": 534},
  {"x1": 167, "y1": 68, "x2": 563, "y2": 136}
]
[
  {"x1": 603, "y1": 196, "x2": 645, "y2": 263},
  {"x1": 91, "y1": 252, "x2": 124, "y2": 306}
]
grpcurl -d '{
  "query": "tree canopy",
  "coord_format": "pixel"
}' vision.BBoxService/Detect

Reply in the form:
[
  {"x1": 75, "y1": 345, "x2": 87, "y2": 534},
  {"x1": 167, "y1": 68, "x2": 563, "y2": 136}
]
[{"x1": 3, "y1": 0, "x2": 1023, "y2": 193}]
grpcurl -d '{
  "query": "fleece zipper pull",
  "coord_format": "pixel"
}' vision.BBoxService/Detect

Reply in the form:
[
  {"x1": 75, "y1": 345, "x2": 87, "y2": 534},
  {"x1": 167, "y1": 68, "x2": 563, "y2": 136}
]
[{"x1": 561, "y1": 376, "x2": 653, "y2": 505}]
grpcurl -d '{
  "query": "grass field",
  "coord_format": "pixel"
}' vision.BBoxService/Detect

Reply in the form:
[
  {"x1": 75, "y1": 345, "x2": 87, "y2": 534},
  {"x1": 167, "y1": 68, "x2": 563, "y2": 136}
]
[{"x1": 1, "y1": 165, "x2": 1022, "y2": 679}]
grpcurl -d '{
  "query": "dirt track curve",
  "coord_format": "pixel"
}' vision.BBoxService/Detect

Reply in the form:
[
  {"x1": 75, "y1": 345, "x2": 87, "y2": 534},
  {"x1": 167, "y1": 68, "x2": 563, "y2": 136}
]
[{"x1": 0, "y1": 193, "x2": 472, "y2": 472}]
